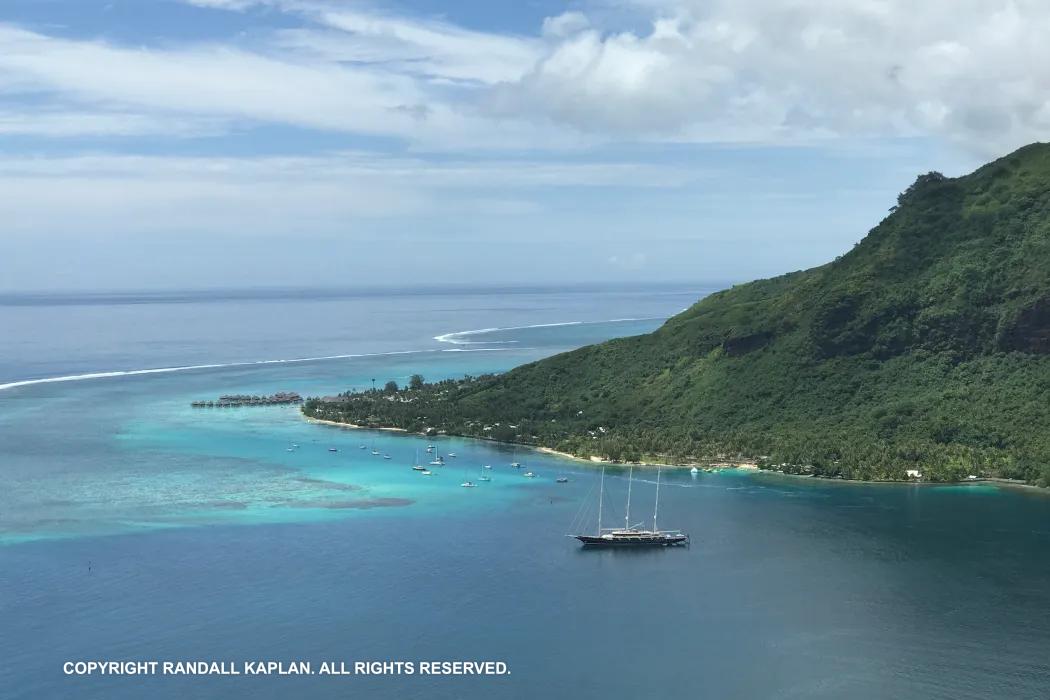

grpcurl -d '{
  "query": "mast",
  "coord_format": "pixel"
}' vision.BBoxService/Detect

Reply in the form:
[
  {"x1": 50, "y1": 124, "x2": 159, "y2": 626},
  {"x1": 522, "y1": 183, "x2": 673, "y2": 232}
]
[
  {"x1": 653, "y1": 468, "x2": 661, "y2": 532},
  {"x1": 597, "y1": 467, "x2": 605, "y2": 535},
  {"x1": 625, "y1": 467, "x2": 633, "y2": 530}
]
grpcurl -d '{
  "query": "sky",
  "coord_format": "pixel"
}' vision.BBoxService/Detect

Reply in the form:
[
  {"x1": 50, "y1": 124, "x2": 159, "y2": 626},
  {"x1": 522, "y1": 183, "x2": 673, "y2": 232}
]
[{"x1": 1, "y1": 0, "x2": 1046, "y2": 292}]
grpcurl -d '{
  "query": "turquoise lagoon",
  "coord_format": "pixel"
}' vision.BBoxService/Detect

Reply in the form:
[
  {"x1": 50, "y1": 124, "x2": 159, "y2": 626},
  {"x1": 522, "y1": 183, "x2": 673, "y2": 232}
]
[{"x1": 1, "y1": 285, "x2": 1049, "y2": 699}]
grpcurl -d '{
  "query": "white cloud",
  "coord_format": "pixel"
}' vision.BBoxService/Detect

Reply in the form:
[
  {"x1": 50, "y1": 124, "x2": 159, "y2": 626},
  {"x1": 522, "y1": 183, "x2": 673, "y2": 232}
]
[
  {"x1": 542, "y1": 12, "x2": 591, "y2": 40},
  {"x1": 0, "y1": 20, "x2": 595, "y2": 151},
  {"x1": 0, "y1": 151, "x2": 694, "y2": 237},
  {"x1": 493, "y1": 0, "x2": 1050, "y2": 153},
  {"x1": 296, "y1": 6, "x2": 540, "y2": 84},
  {"x1": 8, "y1": 0, "x2": 1050, "y2": 154},
  {"x1": 0, "y1": 109, "x2": 222, "y2": 137},
  {"x1": 0, "y1": 24, "x2": 425, "y2": 135}
]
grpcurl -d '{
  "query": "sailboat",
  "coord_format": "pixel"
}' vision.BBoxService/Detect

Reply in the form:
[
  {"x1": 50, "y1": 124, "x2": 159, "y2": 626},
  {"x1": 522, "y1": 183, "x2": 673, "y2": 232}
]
[
  {"x1": 429, "y1": 447, "x2": 444, "y2": 466},
  {"x1": 461, "y1": 461, "x2": 476, "y2": 487},
  {"x1": 412, "y1": 448, "x2": 427, "y2": 471},
  {"x1": 370, "y1": 439, "x2": 380, "y2": 456},
  {"x1": 573, "y1": 468, "x2": 689, "y2": 547}
]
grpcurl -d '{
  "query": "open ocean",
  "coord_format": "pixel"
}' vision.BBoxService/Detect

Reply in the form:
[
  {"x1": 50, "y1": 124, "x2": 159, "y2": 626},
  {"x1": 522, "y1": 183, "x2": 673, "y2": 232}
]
[{"x1": 1, "y1": 283, "x2": 1049, "y2": 699}]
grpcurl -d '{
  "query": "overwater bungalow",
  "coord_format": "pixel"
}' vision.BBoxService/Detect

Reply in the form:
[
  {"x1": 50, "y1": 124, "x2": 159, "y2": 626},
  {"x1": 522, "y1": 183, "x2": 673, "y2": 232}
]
[{"x1": 192, "y1": 391, "x2": 303, "y2": 408}]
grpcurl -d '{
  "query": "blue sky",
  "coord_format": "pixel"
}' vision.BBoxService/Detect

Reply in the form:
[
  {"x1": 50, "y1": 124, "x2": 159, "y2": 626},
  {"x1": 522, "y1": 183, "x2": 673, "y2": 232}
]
[{"x1": 1, "y1": 0, "x2": 1041, "y2": 291}]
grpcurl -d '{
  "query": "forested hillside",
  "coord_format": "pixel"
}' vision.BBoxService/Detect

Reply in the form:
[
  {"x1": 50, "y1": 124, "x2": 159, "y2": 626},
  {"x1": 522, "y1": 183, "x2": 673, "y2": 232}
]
[{"x1": 306, "y1": 144, "x2": 1050, "y2": 485}]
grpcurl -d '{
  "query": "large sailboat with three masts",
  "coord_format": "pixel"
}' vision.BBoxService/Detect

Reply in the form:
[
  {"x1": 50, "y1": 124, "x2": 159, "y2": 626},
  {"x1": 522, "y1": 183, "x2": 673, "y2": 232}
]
[{"x1": 573, "y1": 467, "x2": 689, "y2": 547}]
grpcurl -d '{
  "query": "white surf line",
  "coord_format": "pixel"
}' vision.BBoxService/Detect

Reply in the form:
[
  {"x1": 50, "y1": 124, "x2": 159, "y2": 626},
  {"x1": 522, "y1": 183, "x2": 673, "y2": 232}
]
[
  {"x1": 433, "y1": 317, "x2": 665, "y2": 345},
  {"x1": 0, "y1": 346, "x2": 530, "y2": 393},
  {"x1": 440, "y1": 347, "x2": 532, "y2": 353},
  {"x1": 0, "y1": 347, "x2": 517, "y2": 394}
]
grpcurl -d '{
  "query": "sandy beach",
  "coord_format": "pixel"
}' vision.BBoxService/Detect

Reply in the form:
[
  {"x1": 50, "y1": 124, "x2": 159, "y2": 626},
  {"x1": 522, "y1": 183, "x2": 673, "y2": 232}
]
[
  {"x1": 303, "y1": 416, "x2": 408, "y2": 433},
  {"x1": 533, "y1": 446, "x2": 758, "y2": 471}
]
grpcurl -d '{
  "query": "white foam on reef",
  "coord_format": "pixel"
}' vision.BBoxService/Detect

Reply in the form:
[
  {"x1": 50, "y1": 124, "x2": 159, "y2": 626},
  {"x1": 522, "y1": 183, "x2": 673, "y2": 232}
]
[
  {"x1": 440, "y1": 347, "x2": 526, "y2": 353},
  {"x1": 0, "y1": 317, "x2": 661, "y2": 394},
  {"x1": 433, "y1": 317, "x2": 662, "y2": 345},
  {"x1": 0, "y1": 348, "x2": 490, "y2": 394}
]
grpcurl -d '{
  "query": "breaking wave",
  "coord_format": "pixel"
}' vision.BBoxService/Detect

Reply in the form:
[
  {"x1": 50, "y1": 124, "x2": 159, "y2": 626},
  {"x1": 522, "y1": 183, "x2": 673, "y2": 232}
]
[{"x1": 433, "y1": 317, "x2": 662, "y2": 346}]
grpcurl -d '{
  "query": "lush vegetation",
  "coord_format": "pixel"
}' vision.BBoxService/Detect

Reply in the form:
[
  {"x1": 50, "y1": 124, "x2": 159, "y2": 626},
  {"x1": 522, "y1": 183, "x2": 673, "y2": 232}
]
[{"x1": 305, "y1": 144, "x2": 1050, "y2": 486}]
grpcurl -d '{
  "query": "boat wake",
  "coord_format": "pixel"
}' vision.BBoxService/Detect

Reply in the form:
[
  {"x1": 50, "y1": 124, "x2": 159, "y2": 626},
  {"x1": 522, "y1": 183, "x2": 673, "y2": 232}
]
[{"x1": 433, "y1": 317, "x2": 663, "y2": 346}]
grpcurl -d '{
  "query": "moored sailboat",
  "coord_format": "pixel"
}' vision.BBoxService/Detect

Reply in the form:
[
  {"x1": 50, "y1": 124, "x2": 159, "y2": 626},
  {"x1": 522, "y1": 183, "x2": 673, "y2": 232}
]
[{"x1": 573, "y1": 467, "x2": 688, "y2": 547}]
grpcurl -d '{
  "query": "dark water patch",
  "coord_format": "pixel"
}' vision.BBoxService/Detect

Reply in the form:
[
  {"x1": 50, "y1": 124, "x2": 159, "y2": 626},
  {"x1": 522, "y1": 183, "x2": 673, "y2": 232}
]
[
  {"x1": 197, "y1": 500, "x2": 248, "y2": 511},
  {"x1": 291, "y1": 476, "x2": 362, "y2": 492},
  {"x1": 282, "y1": 497, "x2": 414, "y2": 510}
]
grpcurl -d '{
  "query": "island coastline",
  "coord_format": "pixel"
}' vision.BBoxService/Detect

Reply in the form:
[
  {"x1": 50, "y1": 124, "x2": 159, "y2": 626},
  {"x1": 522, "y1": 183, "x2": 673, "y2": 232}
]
[{"x1": 301, "y1": 410, "x2": 1048, "y2": 494}]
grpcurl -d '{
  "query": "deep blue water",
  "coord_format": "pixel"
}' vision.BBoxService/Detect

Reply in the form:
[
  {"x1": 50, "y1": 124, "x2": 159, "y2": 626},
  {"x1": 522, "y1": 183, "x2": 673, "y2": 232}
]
[{"x1": 1, "y1": 284, "x2": 1049, "y2": 699}]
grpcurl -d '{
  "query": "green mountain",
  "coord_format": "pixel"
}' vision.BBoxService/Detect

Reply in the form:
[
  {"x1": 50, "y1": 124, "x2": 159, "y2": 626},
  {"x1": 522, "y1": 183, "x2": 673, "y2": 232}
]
[{"x1": 306, "y1": 144, "x2": 1050, "y2": 485}]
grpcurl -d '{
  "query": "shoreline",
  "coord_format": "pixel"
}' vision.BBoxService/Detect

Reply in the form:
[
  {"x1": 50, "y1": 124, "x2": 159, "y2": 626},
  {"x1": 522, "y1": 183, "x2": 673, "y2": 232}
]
[
  {"x1": 755, "y1": 469, "x2": 1050, "y2": 495},
  {"x1": 300, "y1": 414, "x2": 1046, "y2": 493},
  {"x1": 303, "y1": 416, "x2": 408, "y2": 433},
  {"x1": 533, "y1": 446, "x2": 758, "y2": 471}
]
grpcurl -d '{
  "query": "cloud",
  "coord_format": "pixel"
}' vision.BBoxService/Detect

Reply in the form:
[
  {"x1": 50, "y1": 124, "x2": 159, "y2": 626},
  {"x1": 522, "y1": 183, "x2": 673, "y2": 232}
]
[
  {"x1": 0, "y1": 19, "x2": 586, "y2": 151},
  {"x1": 165, "y1": 1, "x2": 1050, "y2": 152},
  {"x1": 8, "y1": 0, "x2": 1050, "y2": 155},
  {"x1": 290, "y1": 5, "x2": 540, "y2": 84},
  {"x1": 0, "y1": 151, "x2": 694, "y2": 237},
  {"x1": 491, "y1": 0, "x2": 1050, "y2": 153},
  {"x1": 0, "y1": 109, "x2": 222, "y2": 137},
  {"x1": 0, "y1": 24, "x2": 426, "y2": 135}
]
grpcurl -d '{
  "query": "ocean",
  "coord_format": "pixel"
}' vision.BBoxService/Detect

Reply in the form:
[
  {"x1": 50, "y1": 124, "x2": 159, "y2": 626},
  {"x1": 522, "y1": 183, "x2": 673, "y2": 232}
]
[{"x1": 1, "y1": 283, "x2": 1048, "y2": 699}]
